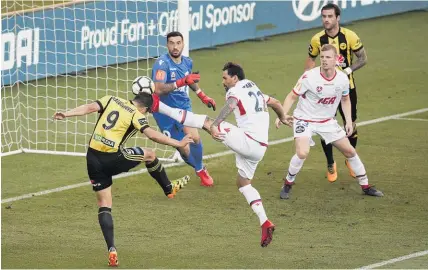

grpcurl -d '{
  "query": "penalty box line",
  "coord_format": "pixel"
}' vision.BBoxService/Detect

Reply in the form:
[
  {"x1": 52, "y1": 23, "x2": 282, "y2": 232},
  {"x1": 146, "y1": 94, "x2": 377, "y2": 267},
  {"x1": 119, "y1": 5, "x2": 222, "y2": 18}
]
[{"x1": 2, "y1": 107, "x2": 428, "y2": 204}]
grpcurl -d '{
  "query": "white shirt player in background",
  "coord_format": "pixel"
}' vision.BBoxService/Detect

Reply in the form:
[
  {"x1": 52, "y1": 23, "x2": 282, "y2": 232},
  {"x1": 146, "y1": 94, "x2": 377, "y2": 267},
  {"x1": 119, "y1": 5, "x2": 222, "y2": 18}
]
[
  {"x1": 152, "y1": 62, "x2": 292, "y2": 247},
  {"x1": 275, "y1": 44, "x2": 383, "y2": 199}
]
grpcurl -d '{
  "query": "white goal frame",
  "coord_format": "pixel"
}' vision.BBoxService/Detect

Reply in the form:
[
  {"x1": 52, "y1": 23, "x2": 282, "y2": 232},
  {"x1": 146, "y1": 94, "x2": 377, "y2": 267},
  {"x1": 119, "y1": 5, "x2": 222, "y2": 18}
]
[{"x1": 1, "y1": 0, "x2": 190, "y2": 161}]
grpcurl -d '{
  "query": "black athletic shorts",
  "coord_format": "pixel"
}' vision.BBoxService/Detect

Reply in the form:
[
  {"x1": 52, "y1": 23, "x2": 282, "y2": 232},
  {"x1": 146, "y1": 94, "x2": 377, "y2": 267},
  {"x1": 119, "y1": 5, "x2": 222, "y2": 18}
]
[
  {"x1": 338, "y1": 88, "x2": 357, "y2": 123},
  {"x1": 86, "y1": 147, "x2": 146, "y2": 191}
]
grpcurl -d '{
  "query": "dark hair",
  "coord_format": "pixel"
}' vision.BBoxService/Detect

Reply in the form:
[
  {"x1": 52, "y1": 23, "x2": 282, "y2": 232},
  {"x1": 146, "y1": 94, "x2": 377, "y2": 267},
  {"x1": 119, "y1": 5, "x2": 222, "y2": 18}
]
[
  {"x1": 133, "y1": 92, "x2": 153, "y2": 109},
  {"x1": 321, "y1": 3, "x2": 341, "y2": 17},
  {"x1": 167, "y1": 31, "x2": 183, "y2": 42},
  {"x1": 222, "y1": 62, "x2": 245, "y2": 80}
]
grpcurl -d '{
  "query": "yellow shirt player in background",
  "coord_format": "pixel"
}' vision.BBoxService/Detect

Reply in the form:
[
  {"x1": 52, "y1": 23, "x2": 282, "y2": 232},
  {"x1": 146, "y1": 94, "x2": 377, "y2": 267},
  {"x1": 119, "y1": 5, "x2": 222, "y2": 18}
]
[
  {"x1": 304, "y1": 3, "x2": 368, "y2": 182},
  {"x1": 53, "y1": 93, "x2": 192, "y2": 267}
]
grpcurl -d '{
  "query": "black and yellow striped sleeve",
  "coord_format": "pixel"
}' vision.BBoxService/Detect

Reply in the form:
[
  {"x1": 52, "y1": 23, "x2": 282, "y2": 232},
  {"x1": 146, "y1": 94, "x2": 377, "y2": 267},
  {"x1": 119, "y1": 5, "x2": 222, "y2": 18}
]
[
  {"x1": 347, "y1": 29, "x2": 364, "y2": 52},
  {"x1": 132, "y1": 111, "x2": 150, "y2": 133},
  {"x1": 308, "y1": 34, "x2": 320, "y2": 58},
  {"x1": 95, "y1": 95, "x2": 112, "y2": 113}
]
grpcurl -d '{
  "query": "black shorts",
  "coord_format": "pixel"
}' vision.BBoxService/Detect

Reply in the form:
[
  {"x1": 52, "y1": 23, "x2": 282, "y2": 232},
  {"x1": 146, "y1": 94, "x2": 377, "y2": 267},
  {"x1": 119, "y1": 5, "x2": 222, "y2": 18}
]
[
  {"x1": 338, "y1": 88, "x2": 357, "y2": 123},
  {"x1": 86, "y1": 147, "x2": 146, "y2": 192}
]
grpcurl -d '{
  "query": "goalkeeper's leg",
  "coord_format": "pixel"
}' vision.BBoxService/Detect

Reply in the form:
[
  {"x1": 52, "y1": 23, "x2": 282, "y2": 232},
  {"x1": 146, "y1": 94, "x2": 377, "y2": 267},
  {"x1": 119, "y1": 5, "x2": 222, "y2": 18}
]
[{"x1": 155, "y1": 102, "x2": 214, "y2": 186}]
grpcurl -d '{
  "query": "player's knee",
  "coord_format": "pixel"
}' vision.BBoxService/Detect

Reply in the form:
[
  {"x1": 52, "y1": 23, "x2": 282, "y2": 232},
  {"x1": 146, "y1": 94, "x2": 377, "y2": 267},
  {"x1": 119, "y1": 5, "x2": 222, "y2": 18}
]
[
  {"x1": 342, "y1": 148, "x2": 356, "y2": 159},
  {"x1": 189, "y1": 131, "x2": 201, "y2": 143},
  {"x1": 144, "y1": 149, "x2": 156, "y2": 162},
  {"x1": 97, "y1": 200, "x2": 111, "y2": 208},
  {"x1": 192, "y1": 135, "x2": 201, "y2": 143},
  {"x1": 296, "y1": 149, "x2": 309, "y2": 159},
  {"x1": 96, "y1": 194, "x2": 112, "y2": 208}
]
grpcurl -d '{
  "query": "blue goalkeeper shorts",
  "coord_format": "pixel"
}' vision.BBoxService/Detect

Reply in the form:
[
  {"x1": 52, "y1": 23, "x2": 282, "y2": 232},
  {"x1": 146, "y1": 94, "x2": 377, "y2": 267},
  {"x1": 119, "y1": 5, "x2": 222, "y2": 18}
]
[{"x1": 152, "y1": 103, "x2": 192, "y2": 141}]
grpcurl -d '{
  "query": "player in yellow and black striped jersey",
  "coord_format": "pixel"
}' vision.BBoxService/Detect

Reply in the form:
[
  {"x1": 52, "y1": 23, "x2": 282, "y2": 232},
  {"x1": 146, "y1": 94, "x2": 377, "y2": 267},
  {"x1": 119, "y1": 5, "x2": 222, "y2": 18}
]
[
  {"x1": 304, "y1": 3, "x2": 368, "y2": 182},
  {"x1": 53, "y1": 93, "x2": 192, "y2": 266}
]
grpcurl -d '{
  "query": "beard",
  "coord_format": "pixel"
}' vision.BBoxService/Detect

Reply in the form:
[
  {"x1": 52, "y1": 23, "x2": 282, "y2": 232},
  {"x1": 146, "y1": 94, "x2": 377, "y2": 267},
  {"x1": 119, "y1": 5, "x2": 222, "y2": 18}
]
[
  {"x1": 169, "y1": 49, "x2": 182, "y2": 58},
  {"x1": 324, "y1": 22, "x2": 337, "y2": 31}
]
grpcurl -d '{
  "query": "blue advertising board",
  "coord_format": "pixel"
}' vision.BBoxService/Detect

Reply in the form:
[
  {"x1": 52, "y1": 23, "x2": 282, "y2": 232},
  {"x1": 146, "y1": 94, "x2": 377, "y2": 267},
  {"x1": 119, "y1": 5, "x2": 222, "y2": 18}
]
[{"x1": 2, "y1": 1, "x2": 427, "y2": 85}]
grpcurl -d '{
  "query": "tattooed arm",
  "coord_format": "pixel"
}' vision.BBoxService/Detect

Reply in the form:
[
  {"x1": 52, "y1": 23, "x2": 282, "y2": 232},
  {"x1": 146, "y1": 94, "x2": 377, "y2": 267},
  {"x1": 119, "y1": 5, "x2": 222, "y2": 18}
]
[
  {"x1": 154, "y1": 82, "x2": 177, "y2": 95},
  {"x1": 209, "y1": 98, "x2": 238, "y2": 141},
  {"x1": 211, "y1": 98, "x2": 237, "y2": 127},
  {"x1": 344, "y1": 48, "x2": 368, "y2": 75},
  {"x1": 350, "y1": 47, "x2": 368, "y2": 72}
]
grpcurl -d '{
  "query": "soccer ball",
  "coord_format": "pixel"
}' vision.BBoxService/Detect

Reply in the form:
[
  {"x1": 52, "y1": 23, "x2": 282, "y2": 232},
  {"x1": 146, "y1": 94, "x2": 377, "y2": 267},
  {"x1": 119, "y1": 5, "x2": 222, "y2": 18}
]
[{"x1": 132, "y1": 76, "x2": 155, "y2": 95}]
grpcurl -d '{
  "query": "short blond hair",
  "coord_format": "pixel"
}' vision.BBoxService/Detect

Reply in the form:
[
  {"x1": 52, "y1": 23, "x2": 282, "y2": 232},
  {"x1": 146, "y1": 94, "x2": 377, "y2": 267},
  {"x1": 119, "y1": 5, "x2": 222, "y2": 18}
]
[{"x1": 321, "y1": 44, "x2": 337, "y2": 55}]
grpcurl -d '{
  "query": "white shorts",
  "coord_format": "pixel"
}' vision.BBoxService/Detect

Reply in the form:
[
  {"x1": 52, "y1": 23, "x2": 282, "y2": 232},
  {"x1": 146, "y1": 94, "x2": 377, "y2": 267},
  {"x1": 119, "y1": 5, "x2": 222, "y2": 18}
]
[
  {"x1": 218, "y1": 122, "x2": 267, "y2": 179},
  {"x1": 293, "y1": 118, "x2": 346, "y2": 145}
]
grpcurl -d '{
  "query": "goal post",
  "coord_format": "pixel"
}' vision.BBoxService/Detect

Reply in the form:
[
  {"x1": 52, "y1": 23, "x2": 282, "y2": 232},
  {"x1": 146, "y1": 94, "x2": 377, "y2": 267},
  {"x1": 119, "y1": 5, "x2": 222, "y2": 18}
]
[{"x1": 1, "y1": 0, "x2": 190, "y2": 161}]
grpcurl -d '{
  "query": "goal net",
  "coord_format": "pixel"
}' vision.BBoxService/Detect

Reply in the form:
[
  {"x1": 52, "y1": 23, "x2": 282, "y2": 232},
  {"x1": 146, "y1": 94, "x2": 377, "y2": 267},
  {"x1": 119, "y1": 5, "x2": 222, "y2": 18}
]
[{"x1": 1, "y1": 0, "x2": 189, "y2": 161}]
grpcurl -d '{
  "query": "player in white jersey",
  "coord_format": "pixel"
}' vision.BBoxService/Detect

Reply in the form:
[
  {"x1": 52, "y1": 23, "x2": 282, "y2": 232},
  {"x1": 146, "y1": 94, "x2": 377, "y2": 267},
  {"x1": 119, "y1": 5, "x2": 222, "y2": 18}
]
[
  {"x1": 275, "y1": 44, "x2": 383, "y2": 199},
  {"x1": 209, "y1": 63, "x2": 292, "y2": 248},
  {"x1": 149, "y1": 62, "x2": 292, "y2": 247}
]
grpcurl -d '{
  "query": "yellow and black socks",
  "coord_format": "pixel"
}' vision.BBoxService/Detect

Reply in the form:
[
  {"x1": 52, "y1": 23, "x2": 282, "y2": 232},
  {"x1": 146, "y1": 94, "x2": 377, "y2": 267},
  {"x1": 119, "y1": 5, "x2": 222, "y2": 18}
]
[
  {"x1": 98, "y1": 207, "x2": 115, "y2": 251},
  {"x1": 348, "y1": 128, "x2": 358, "y2": 148},
  {"x1": 321, "y1": 139, "x2": 335, "y2": 166},
  {"x1": 146, "y1": 158, "x2": 173, "y2": 196}
]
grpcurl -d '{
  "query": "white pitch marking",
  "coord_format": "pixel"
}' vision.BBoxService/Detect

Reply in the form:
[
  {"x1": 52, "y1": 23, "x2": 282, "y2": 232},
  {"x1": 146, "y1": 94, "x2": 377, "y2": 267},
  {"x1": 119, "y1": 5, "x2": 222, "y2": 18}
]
[
  {"x1": 357, "y1": 249, "x2": 428, "y2": 269},
  {"x1": 2, "y1": 108, "x2": 428, "y2": 204},
  {"x1": 393, "y1": 117, "x2": 428, "y2": 122}
]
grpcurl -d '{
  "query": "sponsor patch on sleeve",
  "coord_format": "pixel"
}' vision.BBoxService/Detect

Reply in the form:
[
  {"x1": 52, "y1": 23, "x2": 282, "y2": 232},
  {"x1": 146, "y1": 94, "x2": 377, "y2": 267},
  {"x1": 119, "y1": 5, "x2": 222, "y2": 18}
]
[
  {"x1": 155, "y1": 70, "x2": 166, "y2": 81},
  {"x1": 138, "y1": 118, "x2": 148, "y2": 126}
]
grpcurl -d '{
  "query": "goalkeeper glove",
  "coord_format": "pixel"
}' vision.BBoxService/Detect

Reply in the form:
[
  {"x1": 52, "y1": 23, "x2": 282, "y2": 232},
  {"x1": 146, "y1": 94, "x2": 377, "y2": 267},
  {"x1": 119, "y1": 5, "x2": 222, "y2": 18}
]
[
  {"x1": 343, "y1": 67, "x2": 353, "y2": 75},
  {"x1": 175, "y1": 72, "x2": 200, "y2": 88},
  {"x1": 197, "y1": 91, "x2": 216, "y2": 111}
]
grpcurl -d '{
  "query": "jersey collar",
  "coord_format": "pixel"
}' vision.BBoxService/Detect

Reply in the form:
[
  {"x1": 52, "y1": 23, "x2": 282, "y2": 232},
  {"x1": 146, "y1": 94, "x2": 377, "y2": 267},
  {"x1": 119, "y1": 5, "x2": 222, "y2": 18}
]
[
  {"x1": 325, "y1": 27, "x2": 341, "y2": 39},
  {"x1": 167, "y1": 53, "x2": 182, "y2": 65}
]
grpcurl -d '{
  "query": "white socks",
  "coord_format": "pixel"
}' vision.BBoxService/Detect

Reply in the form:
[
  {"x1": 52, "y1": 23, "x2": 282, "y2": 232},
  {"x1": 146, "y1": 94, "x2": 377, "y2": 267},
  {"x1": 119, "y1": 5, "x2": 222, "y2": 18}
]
[
  {"x1": 285, "y1": 154, "x2": 306, "y2": 183},
  {"x1": 239, "y1": 184, "x2": 268, "y2": 226},
  {"x1": 158, "y1": 102, "x2": 206, "y2": 128},
  {"x1": 347, "y1": 154, "x2": 369, "y2": 186}
]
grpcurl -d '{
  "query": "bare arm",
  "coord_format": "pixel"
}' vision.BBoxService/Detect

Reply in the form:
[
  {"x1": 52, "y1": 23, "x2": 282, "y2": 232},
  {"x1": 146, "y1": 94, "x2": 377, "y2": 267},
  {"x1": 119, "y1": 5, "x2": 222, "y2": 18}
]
[
  {"x1": 267, "y1": 97, "x2": 286, "y2": 119},
  {"x1": 304, "y1": 56, "x2": 317, "y2": 71},
  {"x1": 349, "y1": 48, "x2": 368, "y2": 72},
  {"x1": 210, "y1": 98, "x2": 238, "y2": 128},
  {"x1": 143, "y1": 127, "x2": 183, "y2": 148},
  {"x1": 154, "y1": 82, "x2": 177, "y2": 95},
  {"x1": 269, "y1": 97, "x2": 293, "y2": 127},
  {"x1": 154, "y1": 72, "x2": 200, "y2": 95},
  {"x1": 53, "y1": 102, "x2": 100, "y2": 120},
  {"x1": 282, "y1": 91, "x2": 299, "y2": 115},
  {"x1": 340, "y1": 95, "x2": 353, "y2": 125},
  {"x1": 188, "y1": 82, "x2": 201, "y2": 93},
  {"x1": 155, "y1": 81, "x2": 204, "y2": 95},
  {"x1": 155, "y1": 82, "x2": 202, "y2": 95}
]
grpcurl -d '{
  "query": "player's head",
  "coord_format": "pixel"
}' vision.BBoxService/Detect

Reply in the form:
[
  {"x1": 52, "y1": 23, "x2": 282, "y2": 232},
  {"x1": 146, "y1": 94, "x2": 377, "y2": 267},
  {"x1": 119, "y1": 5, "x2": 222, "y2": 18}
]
[
  {"x1": 166, "y1": 31, "x2": 184, "y2": 59},
  {"x1": 320, "y1": 44, "x2": 338, "y2": 70},
  {"x1": 321, "y1": 3, "x2": 340, "y2": 31},
  {"x1": 132, "y1": 92, "x2": 154, "y2": 114},
  {"x1": 222, "y1": 62, "x2": 245, "y2": 91}
]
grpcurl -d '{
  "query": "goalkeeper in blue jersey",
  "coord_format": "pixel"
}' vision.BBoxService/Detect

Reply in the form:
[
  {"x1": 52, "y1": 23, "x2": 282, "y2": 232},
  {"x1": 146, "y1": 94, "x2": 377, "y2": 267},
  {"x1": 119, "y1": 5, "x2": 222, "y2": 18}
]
[{"x1": 151, "y1": 31, "x2": 216, "y2": 187}]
